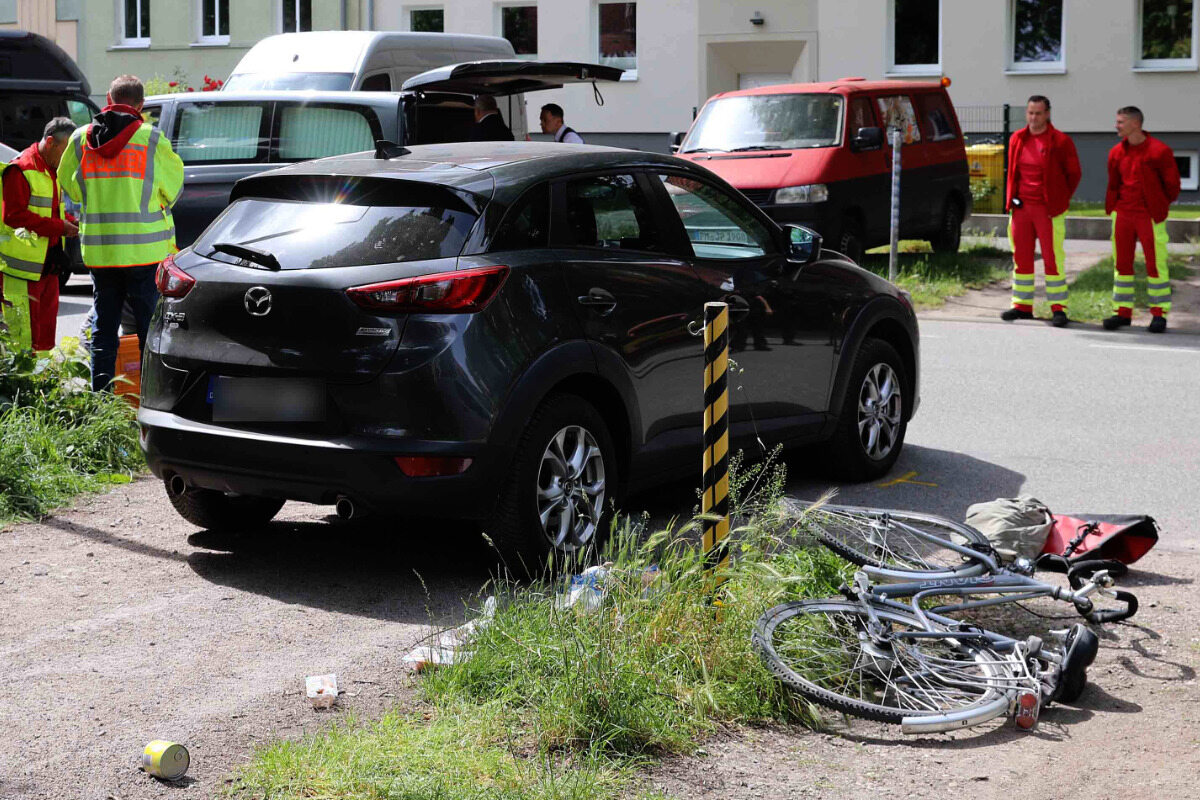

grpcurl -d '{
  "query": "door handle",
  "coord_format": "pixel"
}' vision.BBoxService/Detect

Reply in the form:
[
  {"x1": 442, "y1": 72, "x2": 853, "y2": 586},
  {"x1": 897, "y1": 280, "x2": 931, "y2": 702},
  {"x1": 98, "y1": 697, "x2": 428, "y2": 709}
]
[{"x1": 577, "y1": 287, "x2": 617, "y2": 315}]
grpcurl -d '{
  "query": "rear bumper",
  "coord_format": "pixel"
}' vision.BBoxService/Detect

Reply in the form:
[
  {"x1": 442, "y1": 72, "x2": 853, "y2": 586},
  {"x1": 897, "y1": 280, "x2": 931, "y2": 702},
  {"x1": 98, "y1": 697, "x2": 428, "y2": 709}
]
[{"x1": 137, "y1": 407, "x2": 510, "y2": 520}]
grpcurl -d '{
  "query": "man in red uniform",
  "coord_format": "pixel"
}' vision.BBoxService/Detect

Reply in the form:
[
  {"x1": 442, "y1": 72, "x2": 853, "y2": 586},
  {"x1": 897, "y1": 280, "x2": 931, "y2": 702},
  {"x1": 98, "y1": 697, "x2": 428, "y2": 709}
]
[
  {"x1": 1, "y1": 117, "x2": 79, "y2": 353},
  {"x1": 1001, "y1": 95, "x2": 1081, "y2": 327},
  {"x1": 1103, "y1": 106, "x2": 1180, "y2": 333}
]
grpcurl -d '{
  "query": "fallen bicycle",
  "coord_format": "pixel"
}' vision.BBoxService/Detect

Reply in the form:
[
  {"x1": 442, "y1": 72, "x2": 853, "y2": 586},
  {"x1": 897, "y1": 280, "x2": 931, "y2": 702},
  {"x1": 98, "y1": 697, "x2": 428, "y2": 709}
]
[{"x1": 754, "y1": 503, "x2": 1140, "y2": 734}]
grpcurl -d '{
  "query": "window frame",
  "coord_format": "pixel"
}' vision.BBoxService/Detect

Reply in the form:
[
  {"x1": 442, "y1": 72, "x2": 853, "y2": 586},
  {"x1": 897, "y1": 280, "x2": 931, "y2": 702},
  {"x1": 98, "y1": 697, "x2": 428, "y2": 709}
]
[
  {"x1": 915, "y1": 91, "x2": 959, "y2": 142},
  {"x1": 172, "y1": 100, "x2": 273, "y2": 166},
  {"x1": 496, "y1": 2, "x2": 539, "y2": 60},
  {"x1": 270, "y1": 102, "x2": 384, "y2": 163},
  {"x1": 1178, "y1": 151, "x2": 1200, "y2": 192},
  {"x1": 595, "y1": 1, "x2": 638, "y2": 82},
  {"x1": 406, "y1": 5, "x2": 446, "y2": 32},
  {"x1": 490, "y1": 182, "x2": 553, "y2": 253},
  {"x1": 278, "y1": 0, "x2": 313, "y2": 33},
  {"x1": 648, "y1": 169, "x2": 781, "y2": 262},
  {"x1": 197, "y1": 0, "x2": 231, "y2": 46},
  {"x1": 550, "y1": 171, "x2": 673, "y2": 256},
  {"x1": 1134, "y1": 0, "x2": 1199, "y2": 71},
  {"x1": 1006, "y1": 0, "x2": 1067, "y2": 74},
  {"x1": 886, "y1": 0, "x2": 942, "y2": 76},
  {"x1": 118, "y1": 0, "x2": 151, "y2": 47}
]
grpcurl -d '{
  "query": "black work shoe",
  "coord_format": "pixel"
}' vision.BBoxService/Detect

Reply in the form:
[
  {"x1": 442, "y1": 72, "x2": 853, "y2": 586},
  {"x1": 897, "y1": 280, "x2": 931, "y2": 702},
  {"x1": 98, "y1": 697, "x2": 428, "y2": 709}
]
[
  {"x1": 1051, "y1": 310, "x2": 1069, "y2": 328},
  {"x1": 1102, "y1": 315, "x2": 1132, "y2": 330},
  {"x1": 1148, "y1": 316, "x2": 1167, "y2": 334},
  {"x1": 1001, "y1": 308, "x2": 1034, "y2": 322}
]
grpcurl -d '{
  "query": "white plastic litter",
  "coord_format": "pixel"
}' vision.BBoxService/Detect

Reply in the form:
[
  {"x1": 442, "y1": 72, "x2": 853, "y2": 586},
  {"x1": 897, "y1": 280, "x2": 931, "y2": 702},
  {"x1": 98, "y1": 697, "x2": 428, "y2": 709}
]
[
  {"x1": 554, "y1": 565, "x2": 609, "y2": 612},
  {"x1": 305, "y1": 674, "x2": 338, "y2": 708},
  {"x1": 402, "y1": 596, "x2": 496, "y2": 671}
]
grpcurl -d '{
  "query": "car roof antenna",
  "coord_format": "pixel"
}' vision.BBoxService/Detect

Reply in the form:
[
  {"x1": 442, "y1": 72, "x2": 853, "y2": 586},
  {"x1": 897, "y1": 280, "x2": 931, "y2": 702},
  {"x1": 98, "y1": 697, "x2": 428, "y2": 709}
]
[
  {"x1": 592, "y1": 80, "x2": 605, "y2": 107},
  {"x1": 375, "y1": 140, "x2": 411, "y2": 159}
]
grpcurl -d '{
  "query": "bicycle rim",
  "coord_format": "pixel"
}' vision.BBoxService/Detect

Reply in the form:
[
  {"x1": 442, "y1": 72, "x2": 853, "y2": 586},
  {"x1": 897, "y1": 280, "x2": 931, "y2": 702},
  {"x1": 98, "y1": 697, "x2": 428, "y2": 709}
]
[
  {"x1": 806, "y1": 505, "x2": 990, "y2": 574},
  {"x1": 754, "y1": 600, "x2": 1018, "y2": 725}
]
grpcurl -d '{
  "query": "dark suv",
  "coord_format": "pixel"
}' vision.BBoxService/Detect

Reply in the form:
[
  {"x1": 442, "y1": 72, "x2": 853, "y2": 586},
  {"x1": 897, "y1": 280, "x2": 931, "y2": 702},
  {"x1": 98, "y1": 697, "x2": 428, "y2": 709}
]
[{"x1": 140, "y1": 142, "x2": 919, "y2": 567}]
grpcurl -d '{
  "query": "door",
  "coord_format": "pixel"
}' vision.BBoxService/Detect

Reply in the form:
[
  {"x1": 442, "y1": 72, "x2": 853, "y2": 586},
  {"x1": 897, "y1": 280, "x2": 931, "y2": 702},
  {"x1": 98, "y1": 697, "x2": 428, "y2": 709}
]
[
  {"x1": 650, "y1": 171, "x2": 836, "y2": 418},
  {"x1": 553, "y1": 172, "x2": 714, "y2": 445}
]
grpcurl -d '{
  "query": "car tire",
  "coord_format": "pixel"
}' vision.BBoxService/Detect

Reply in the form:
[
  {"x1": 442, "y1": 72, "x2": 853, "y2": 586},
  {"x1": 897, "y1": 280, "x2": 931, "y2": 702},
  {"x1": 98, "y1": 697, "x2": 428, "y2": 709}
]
[
  {"x1": 486, "y1": 393, "x2": 619, "y2": 577},
  {"x1": 166, "y1": 483, "x2": 285, "y2": 531},
  {"x1": 826, "y1": 338, "x2": 908, "y2": 481},
  {"x1": 929, "y1": 198, "x2": 963, "y2": 254},
  {"x1": 833, "y1": 216, "x2": 865, "y2": 264}
]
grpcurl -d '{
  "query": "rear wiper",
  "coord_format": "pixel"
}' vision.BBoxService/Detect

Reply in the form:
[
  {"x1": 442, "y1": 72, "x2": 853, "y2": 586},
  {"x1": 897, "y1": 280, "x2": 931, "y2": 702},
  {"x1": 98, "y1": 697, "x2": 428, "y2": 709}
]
[
  {"x1": 729, "y1": 145, "x2": 784, "y2": 152},
  {"x1": 210, "y1": 242, "x2": 281, "y2": 271}
]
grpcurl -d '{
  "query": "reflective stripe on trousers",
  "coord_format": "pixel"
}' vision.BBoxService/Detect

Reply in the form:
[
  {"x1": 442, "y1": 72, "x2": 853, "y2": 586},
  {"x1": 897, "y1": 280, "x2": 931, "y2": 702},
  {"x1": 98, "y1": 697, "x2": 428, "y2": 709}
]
[
  {"x1": 1112, "y1": 210, "x2": 1171, "y2": 315},
  {"x1": 1009, "y1": 205, "x2": 1068, "y2": 312}
]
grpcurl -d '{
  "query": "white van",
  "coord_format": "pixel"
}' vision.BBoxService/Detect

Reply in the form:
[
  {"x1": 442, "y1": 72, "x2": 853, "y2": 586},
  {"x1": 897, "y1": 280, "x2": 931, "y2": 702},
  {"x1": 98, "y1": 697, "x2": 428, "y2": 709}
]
[{"x1": 224, "y1": 31, "x2": 515, "y2": 94}]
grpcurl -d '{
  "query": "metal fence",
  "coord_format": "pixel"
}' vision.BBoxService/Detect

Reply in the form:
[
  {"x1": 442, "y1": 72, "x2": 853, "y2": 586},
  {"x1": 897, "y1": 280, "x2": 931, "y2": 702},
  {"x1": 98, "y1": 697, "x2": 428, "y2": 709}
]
[{"x1": 957, "y1": 104, "x2": 1013, "y2": 213}]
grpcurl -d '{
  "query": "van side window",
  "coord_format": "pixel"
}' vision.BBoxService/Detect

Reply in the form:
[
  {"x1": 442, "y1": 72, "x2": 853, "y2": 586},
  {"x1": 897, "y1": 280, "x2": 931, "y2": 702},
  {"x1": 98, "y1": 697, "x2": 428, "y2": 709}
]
[
  {"x1": 875, "y1": 95, "x2": 921, "y2": 145},
  {"x1": 918, "y1": 93, "x2": 957, "y2": 142},
  {"x1": 360, "y1": 73, "x2": 391, "y2": 91},
  {"x1": 848, "y1": 97, "x2": 876, "y2": 136},
  {"x1": 175, "y1": 102, "x2": 269, "y2": 163},
  {"x1": 275, "y1": 105, "x2": 380, "y2": 161},
  {"x1": 492, "y1": 184, "x2": 550, "y2": 251},
  {"x1": 563, "y1": 174, "x2": 663, "y2": 252}
]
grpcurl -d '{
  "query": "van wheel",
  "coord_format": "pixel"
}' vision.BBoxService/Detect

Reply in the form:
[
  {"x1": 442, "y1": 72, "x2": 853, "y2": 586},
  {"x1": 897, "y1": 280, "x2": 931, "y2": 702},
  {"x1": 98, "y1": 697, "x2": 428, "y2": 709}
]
[
  {"x1": 486, "y1": 394, "x2": 619, "y2": 578},
  {"x1": 166, "y1": 483, "x2": 285, "y2": 531},
  {"x1": 825, "y1": 339, "x2": 908, "y2": 481},
  {"x1": 929, "y1": 199, "x2": 963, "y2": 254},
  {"x1": 834, "y1": 217, "x2": 865, "y2": 264}
]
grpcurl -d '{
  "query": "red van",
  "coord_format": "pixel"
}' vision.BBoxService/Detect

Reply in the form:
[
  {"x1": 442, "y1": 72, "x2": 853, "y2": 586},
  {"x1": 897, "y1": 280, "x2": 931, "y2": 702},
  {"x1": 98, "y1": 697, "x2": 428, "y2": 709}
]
[{"x1": 675, "y1": 78, "x2": 970, "y2": 263}]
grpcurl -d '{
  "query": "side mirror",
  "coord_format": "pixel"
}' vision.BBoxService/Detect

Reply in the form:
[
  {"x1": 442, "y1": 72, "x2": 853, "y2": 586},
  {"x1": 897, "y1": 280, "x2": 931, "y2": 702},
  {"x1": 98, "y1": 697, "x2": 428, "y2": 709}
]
[
  {"x1": 669, "y1": 130, "x2": 686, "y2": 154},
  {"x1": 786, "y1": 225, "x2": 822, "y2": 265},
  {"x1": 851, "y1": 126, "x2": 884, "y2": 152}
]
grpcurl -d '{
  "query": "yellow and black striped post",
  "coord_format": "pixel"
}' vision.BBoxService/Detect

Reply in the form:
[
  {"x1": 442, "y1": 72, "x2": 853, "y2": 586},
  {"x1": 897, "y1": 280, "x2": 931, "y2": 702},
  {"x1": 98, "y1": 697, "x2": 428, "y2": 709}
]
[{"x1": 702, "y1": 301, "x2": 731, "y2": 583}]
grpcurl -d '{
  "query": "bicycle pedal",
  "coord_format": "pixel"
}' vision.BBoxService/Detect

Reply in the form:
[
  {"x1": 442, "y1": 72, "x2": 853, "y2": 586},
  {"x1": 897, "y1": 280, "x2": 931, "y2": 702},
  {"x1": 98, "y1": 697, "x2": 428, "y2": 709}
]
[{"x1": 1013, "y1": 689, "x2": 1040, "y2": 730}]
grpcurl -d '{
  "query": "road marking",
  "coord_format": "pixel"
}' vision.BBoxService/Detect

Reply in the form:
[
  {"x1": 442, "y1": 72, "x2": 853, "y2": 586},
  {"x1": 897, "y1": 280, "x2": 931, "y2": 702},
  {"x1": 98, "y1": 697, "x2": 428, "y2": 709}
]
[
  {"x1": 876, "y1": 470, "x2": 938, "y2": 488},
  {"x1": 1089, "y1": 344, "x2": 1200, "y2": 354}
]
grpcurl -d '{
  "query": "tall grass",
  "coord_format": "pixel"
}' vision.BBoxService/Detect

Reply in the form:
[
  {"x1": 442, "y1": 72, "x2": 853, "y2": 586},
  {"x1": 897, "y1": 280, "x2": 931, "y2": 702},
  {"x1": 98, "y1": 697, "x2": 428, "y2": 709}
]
[
  {"x1": 861, "y1": 242, "x2": 1011, "y2": 307},
  {"x1": 232, "y1": 455, "x2": 852, "y2": 799}
]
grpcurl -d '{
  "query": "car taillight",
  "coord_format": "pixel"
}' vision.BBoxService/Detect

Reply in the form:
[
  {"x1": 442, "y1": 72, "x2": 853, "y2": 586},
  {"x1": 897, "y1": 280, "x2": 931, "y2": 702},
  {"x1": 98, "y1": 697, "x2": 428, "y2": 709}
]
[
  {"x1": 346, "y1": 265, "x2": 509, "y2": 313},
  {"x1": 155, "y1": 255, "x2": 195, "y2": 298},
  {"x1": 394, "y1": 456, "x2": 473, "y2": 477}
]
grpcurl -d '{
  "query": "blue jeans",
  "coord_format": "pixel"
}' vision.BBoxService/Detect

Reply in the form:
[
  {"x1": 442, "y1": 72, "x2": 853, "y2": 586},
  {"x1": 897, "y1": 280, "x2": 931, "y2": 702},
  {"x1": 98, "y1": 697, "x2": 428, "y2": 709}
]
[{"x1": 90, "y1": 265, "x2": 159, "y2": 392}]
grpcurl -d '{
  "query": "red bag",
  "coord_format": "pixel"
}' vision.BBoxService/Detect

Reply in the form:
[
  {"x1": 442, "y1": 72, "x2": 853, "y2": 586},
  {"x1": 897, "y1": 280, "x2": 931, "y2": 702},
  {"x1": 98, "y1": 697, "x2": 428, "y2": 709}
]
[{"x1": 1041, "y1": 514, "x2": 1159, "y2": 565}]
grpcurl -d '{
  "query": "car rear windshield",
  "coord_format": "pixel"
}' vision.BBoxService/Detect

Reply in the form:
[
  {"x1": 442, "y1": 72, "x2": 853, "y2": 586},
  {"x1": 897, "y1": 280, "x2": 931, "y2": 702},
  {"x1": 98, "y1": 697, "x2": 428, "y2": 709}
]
[
  {"x1": 222, "y1": 72, "x2": 354, "y2": 91},
  {"x1": 682, "y1": 93, "x2": 844, "y2": 153},
  {"x1": 193, "y1": 198, "x2": 477, "y2": 269}
]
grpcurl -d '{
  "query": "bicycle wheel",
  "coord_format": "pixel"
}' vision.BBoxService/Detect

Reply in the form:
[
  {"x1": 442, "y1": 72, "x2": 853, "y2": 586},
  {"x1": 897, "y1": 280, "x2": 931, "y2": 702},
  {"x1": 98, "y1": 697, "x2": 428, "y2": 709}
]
[
  {"x1": 805, "y1": 504, "x2": 991, "y2": 575},
  {"x1": 754, "y1": 600, "x2": 1017, "y2": 726}
]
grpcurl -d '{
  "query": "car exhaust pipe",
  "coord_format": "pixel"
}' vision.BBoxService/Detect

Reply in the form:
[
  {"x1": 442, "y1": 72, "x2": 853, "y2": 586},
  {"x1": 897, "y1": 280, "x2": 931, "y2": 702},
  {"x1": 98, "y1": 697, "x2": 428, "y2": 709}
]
[
  {"x1": 167, "y1": 474, "x2": 187, "y2": 497},
  {"x1": 335, "y1": 496, "x2": 357, "y2": 521}
]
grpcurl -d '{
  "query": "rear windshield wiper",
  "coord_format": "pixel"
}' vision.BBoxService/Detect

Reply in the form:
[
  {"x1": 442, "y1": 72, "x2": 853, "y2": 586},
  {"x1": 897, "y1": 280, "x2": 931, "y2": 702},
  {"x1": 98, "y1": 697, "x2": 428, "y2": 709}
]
[
  {"x1": 209, "y1": 242, "x2": 281, "y2": 271},
  {"x1": 728, "y1": 145, "x2": 785, "y2": 152}
]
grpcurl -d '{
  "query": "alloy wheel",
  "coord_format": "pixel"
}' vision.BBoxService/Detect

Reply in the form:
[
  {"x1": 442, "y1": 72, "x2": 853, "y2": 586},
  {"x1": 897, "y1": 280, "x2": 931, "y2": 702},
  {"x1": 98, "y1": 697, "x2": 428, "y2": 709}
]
[
  {"x1": 857, "y1": 363, "x2": 903, "y2": 461},
  {"x1": 536, "y1": 425, "x2": 607, "y2": 552}
]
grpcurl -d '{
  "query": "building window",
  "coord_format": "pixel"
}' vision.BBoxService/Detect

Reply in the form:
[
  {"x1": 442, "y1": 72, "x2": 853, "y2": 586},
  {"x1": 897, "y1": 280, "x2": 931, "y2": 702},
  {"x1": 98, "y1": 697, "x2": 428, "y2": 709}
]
[
  {"x1": 199, "y1": 0, "x2": 230, "y2": 44},
  {"x1": 1178, "y1": 151, "x2": 1199, "y2": 191},
  {"x1": 1136, "y1": 0, "x2": 1197, "y2": 68},
  {"x1": 887, "y1": 0, "x2": 940, "y2": 75},
  {"x1": 597, "y1": 2, "x2": 636, "y2": 78},
  {"x1": 1009, "y1": 0, "x2": 1064, "y2": 71},
  {"x1": 500, "y1": 5, "x2": 538, "y2": 58},
  {"x1": 410, "y1": 8, "x2": 445, "y2": 32},
  {"x1": 281, "y1": 0, "x2": 312, "y2": 33},
  {"x1": 121, "y1": 0, "x2": 150, "y2": 45}
]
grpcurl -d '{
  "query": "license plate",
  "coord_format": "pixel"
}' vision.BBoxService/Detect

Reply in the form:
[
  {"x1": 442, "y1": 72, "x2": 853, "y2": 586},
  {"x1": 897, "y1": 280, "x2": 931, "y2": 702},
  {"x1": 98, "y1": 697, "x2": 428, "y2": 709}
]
[{"x1": 209, "y1": 376, "x2": 326, "y2": 422}]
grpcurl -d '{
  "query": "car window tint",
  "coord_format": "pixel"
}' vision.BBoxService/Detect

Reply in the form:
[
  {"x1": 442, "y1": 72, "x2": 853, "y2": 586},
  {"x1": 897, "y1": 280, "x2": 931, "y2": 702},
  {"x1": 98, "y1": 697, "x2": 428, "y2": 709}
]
[
  {"x1": 492, "y1": 184, "x2": 550, "y2": 251},
  {"x1": 68, "y1": 99, "x2": 94, "y2": 127},
  {"x1": 656, "y1": 174, "x2": 774, "y2": 260},
  {"x1": 848, "y1": 97, "x2": 875, "y2": 134},
  {"x1": 140, "y1": 105, "x2": 162, "y2": 128},
  {"x1": 918, "y1": 93, "x2": 957, "y2": 142},
  {"x1": 360, "y1": 72, "x2": 391, "y2": 91},
  {"x1": 175, "y1": 102, "x2": 268, "y2": 163},
  {"x1": 276, "y1": 105, "x2": 378, "y2": 160},
  {"x1": 411, "y1": 97, "x2": 476, "y2": 144},
  {"x1": 0, "y1": 93, "x2": 69, "y2": 150},
  {"x1": 875, "y1": 95, "x2": 922, "y2": 145},
  {"x1": 564, "y1": 174, "x2": 662, "y2": 252}
]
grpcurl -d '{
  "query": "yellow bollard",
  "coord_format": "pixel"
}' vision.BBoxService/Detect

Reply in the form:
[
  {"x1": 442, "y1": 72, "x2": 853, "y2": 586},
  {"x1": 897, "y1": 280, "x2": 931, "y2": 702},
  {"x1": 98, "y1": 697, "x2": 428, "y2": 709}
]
[{"x1": 701, "y1": 301, "x2": 731, "y2": 589}]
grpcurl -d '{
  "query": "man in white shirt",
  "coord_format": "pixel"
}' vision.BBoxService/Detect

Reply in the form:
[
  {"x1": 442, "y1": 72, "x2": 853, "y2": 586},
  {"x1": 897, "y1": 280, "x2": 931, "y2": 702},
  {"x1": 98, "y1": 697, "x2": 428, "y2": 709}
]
[{"x1": 539, "y1": 103, "x2": 584, "y2": 144}]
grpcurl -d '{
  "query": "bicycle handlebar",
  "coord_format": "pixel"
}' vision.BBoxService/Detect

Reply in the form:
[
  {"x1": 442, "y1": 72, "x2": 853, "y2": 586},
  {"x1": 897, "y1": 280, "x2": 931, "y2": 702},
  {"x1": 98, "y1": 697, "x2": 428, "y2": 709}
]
[{"x1": 1085, "y1": 590, "x2": 1139, "y2": 624}]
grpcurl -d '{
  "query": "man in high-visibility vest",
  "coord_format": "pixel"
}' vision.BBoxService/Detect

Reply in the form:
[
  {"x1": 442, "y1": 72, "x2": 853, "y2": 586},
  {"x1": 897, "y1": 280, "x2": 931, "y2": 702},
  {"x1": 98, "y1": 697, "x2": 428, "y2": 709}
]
[
  {"x1": 0, "y1": 117, "x2": 80, "y2": 354},
  {"x1": 1103, "y1": 106, "x2": 1181, "y2": 334},
  {"x1": 58, "y1": 74, "x2": 184, "y2": 390},
  {"x1": 1000, "y1": 95, "x2": 1081, "y2": 328}
]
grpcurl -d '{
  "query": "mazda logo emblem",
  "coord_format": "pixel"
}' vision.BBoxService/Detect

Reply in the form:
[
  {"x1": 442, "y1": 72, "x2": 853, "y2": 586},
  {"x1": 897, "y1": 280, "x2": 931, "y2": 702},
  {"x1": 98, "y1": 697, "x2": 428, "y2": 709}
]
[{"x1": 244, "y1": 286, "x2": 272, "y2": 316}]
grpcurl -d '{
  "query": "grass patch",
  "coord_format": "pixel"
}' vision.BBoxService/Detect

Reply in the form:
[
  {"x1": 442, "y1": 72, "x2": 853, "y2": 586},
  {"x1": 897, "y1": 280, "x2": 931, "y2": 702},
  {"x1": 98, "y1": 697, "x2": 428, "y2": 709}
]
[
  {"x1": 861, "y1": 241, "x2": 1011, "y2": 308},
  {"x1": 0, "y1": 331, "x2": 141, "y2": 525},
  {"x1": 1068, "y1": 201, "x2": 1200, "y2": 219},
  {"x1": 1033, "y1": 254, "x2": 1197, "y2": 322},
  {"x1": 231, "y1": 454, "x2": 853, "y2": 799}
]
